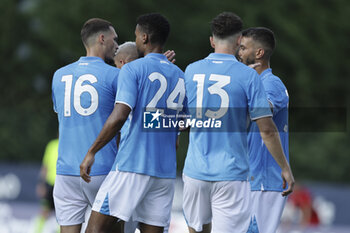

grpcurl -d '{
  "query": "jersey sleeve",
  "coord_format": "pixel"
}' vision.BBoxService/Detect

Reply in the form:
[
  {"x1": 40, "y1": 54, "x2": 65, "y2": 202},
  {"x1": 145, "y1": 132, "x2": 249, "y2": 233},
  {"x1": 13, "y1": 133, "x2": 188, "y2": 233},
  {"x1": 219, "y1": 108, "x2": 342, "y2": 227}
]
[
  {"x1": 115, "y1": 63, "x2": 138, "y2": 110},
  {"x1": 247, "y1": 71, "x2": 272, "y2": 120},
  {"x1": 263, "y1": 78, "x2": 289, "y2": 115}
]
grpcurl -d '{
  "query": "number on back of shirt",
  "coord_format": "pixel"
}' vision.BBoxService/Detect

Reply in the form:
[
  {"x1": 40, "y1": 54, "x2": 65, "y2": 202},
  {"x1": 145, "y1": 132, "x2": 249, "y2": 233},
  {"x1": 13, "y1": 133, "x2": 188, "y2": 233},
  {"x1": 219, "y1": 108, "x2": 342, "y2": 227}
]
[
  {"x1": 61, "y1": 74, "x2": 98, "y2": 116},
  {"x1": 146, "y1": 72, "x2": 185, "y2": 112},
  {"x1": 193, "y1": 74, "x2": 230, "y2": 119}
]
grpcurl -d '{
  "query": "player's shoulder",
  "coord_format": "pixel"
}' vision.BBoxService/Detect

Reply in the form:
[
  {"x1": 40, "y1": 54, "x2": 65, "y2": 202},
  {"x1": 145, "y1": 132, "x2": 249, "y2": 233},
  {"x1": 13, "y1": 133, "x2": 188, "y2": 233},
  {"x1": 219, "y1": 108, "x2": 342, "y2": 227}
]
[
  {"x1": 262, "y1": 71, "x2": 289, "y2": 103},
  {"x1": 264, "y1": 71, "x2": 281, "y2": 81},
  {"x1": 263, "y1": 71, "x2": 287, "y2": 90},
  {"x1": 103, "y1": 62, "x2": 119, "y2": 71},
  {"x1": 184, "y1": 57, "x2": 208, "y2": 73},
  {"x1": 53, "y1": 60, "x2": 79, "y2": 76},
  {"x1": 53, "y1": 59, "x2": 119, "y2": 84},
  {"x1": 122, "y1": 57, "x2": 143, "y2": 71},
  {"x1": 117, "y1": 59, "x2": 138, "y2": 79},
  {"x1": 124, "y1": 56, "x2": 183, "y2": 74},
  {"x1": 224, "y1": 61, "x2": 259, "y2": 86},
  {"x1": 186, "y1": 57, "x2": 255, "y2": 73},
  {"x1": 52, "y1": 61, "x2": 77, "y2": 84},
  {"x1": 104, "y1": 63, "x2": 120, "y2": 76},
  {"x1": 91, "y1": 59, "x2": 119, "y2": 75}
]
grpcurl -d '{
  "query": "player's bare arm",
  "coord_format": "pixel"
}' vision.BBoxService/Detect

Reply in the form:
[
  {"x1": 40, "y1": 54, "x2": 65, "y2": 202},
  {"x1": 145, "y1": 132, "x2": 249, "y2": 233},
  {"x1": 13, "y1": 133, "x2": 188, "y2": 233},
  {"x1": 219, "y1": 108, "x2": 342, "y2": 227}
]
[
  {"x1": 256, "y1": 117, "x2": 295, "y2": 196},
  {"x1": 80, "y1": 103, "x2": 131, "y2": 183}
]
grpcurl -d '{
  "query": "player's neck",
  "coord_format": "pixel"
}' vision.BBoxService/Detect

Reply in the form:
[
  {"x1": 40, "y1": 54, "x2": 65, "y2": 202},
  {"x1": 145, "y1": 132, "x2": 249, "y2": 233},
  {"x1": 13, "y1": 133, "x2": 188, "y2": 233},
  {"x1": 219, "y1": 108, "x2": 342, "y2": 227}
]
[
  {"x1": 85, "y1": 47, "x2": 105, "y2": 60},
  {"x1": 143, "y1": 45, "x2": 163, "y2": 56},
  {"x1": 255, "y1": 60, "x2": 270, "y2": 75},
  {"x1": 214, "y1": 46, "x2": 237, "y2": 56}
]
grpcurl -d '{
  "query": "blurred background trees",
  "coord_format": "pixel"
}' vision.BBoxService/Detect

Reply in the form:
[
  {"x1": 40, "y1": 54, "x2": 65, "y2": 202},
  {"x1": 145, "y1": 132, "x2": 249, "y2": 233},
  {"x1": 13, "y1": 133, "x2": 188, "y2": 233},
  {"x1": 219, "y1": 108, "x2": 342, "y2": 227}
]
[{"x1": 0, "y1": 0, "x2": 349, "y2": 183}]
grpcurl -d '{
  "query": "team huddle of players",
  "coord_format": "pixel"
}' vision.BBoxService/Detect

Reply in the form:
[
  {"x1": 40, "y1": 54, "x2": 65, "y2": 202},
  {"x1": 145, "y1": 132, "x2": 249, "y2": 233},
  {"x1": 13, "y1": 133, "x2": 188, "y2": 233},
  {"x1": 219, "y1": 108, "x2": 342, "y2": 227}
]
[{"x1": 51, "y1": 12, "x2": 294, "y2": 233}]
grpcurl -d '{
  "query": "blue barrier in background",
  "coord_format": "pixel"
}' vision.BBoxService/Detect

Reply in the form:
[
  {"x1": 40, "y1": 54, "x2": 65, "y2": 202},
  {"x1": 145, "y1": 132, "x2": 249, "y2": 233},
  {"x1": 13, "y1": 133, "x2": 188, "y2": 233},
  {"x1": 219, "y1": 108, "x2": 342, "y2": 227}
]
[
  {"x1": 0, "y1": 162, "x2": 349, "y2": 232},
  {"x1": 0, "y1": 163, "x2": 40, "y2": 203}
]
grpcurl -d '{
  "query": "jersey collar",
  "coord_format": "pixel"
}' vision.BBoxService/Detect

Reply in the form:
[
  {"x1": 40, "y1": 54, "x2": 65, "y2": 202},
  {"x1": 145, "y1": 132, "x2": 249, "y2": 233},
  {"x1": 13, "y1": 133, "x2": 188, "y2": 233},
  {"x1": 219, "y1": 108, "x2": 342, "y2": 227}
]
[
  {"x1": 145, "y1": 53, "x2": 168, "y2": 60},
  {"x1": 79, "y1": 56, "x2": 105, "y2": 63},
  {"x1": 205, "y1": 53, "x2": 238, "y2": 62}
]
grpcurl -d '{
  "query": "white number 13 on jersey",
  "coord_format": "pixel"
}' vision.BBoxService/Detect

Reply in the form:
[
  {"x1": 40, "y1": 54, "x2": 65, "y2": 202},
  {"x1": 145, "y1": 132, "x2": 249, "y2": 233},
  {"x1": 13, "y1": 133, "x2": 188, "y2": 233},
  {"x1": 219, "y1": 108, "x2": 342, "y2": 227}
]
[
  {"x1": 61, "y1": 74, "x2": 99, "y2": 117},
  {"x1": 193, "y1": 74, "x2": 230, "y2": 119}
]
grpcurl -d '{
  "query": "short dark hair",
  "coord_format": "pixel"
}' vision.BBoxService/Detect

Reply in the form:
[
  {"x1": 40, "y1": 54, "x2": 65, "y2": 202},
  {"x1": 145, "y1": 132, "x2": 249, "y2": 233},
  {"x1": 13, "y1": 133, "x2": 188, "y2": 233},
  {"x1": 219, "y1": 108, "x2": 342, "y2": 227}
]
[
  {"x1": 211, "y1": 12, "x2": 242, "y2": 39},
  {"x1": 81, "y1": 18, "x2": 113, "y2": 46},
  {"x1": 136, "y1": 13, "x2": 170, "y2": 46},
  {"x1": 242, "y1": 27, "x2": 276, "y2": 59}
]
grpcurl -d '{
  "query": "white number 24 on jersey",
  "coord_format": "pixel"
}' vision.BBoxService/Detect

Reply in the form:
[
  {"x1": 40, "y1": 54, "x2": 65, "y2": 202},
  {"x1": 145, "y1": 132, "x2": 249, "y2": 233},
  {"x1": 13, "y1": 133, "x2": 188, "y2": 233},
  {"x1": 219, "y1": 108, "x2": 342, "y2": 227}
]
[
  {"x1": 146, "y1": 72, "x2": 185, "y2": 111},
  {"x1": 61, "y1": 74, "x2": 98, "y2": 117}
]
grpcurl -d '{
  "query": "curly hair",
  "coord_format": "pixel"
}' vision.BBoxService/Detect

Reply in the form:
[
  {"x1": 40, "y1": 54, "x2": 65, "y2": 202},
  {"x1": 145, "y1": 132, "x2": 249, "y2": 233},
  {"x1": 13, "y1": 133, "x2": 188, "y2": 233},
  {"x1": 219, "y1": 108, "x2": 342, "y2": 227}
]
[
  {"x1": 136, "y1": 13, "x2": 170, "y2": 46},
  {"x1": 211, "y1": 12, "x2": 242, "y2": 39}
]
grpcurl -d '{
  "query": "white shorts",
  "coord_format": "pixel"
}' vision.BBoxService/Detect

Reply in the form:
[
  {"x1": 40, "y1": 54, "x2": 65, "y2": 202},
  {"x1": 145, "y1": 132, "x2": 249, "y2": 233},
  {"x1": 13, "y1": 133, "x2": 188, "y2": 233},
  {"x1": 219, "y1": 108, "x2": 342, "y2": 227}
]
[
  {"x1": 250, "y1": 190, "x2": 287, "y2": 233},
  {"x1": 53, "y1": 174, "x2": 106, "y2": 226},
  {"x1": 182, "y1": 174, "x2": 252, "y2": 233},
  {"x1": 92, "y1": 169, "x2": 175, "y2": 227}
]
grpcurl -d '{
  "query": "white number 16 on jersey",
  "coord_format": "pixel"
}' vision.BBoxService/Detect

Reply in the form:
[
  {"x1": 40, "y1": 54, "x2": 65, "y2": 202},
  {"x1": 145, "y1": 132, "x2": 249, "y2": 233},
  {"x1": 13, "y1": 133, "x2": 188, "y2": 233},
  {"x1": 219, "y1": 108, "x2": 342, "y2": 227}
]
[{"x1": 61, "y1": 74, "x2": 98, "y2": 117}]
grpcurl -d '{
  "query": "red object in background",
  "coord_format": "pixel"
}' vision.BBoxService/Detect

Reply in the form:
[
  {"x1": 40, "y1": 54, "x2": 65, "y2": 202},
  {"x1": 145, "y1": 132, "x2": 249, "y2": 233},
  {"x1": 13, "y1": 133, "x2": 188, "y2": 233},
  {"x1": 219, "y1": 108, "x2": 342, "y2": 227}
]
[{"x1": 289, "y1": 186, "x2": 320, "y2": 225}]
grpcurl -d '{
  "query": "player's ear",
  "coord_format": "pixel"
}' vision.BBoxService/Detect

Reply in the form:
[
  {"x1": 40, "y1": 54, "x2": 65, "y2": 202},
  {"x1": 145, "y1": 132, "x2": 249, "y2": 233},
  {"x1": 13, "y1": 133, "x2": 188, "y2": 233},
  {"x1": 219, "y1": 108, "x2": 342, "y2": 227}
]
[
  {"x1": 236, "y1": 35, "x2": 242, "y2": 47},
  {"x1": 256, "y1": 48, "x2": 265, "y2": 59},
  {"x1": 98, "y1": 33, "x2": 105, "y2": 44},
  {"x1": 142, "y1": 33, "x2": 148, "y2": 44},
  {"x1": 114, "y1": 59, "x2": 124, "y2": 69},
  {"x1": 210, "y1": 36, "x2": 215, "y2": 49}
]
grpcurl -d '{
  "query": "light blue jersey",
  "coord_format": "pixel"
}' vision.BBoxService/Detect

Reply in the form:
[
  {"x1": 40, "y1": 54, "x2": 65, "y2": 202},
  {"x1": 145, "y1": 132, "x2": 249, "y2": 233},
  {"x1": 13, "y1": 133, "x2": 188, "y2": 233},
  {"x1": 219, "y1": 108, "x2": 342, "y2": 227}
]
[
  {"x1": 52, "y1": 57, "x2": 119, "y2": 176},
  {"x1": 112, "y1": 53, "x2": 185, "y2": 179},
  {"x1": 183, "y1": 53, "x2": 272, "y2": 181},
  {"x1": 248, "y1": 68, "x2": 289, "y2": 191}
]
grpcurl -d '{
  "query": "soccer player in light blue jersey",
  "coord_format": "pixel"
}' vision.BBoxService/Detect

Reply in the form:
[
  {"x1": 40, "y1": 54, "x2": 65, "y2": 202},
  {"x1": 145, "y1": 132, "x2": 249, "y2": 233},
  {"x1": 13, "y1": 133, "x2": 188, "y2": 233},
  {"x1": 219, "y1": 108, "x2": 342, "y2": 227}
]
[
  {"x1": 51, "y1": 18, "x2": 119, "y2": 233},
  {"x1": 113, "y1": 41, "x2": 176, "y2": 233},
  {"x1": 80, "y1": 13, "x2": 186, "y2": 233},
  {"x1": 238, "y1": 27, "x2": 290, "y2": 233},
  {"x1": 182, "y1": 12, "x2": 294, "y2": 233}
]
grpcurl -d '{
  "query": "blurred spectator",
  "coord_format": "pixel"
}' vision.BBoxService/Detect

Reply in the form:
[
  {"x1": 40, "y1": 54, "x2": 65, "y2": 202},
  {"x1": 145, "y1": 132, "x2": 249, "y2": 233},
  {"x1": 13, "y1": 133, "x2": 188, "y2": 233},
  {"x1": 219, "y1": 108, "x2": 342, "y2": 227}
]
[
  {"x1": 33, "y1": 138, "x2": 59, "y2": 233},
  {"x1": 287, "y1": 183, "x2": 320, "y2": 226}
]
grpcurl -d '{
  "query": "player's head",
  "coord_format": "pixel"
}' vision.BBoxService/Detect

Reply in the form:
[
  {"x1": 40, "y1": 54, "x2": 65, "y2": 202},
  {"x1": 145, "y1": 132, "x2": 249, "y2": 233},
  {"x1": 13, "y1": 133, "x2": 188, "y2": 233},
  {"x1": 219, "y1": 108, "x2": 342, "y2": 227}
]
[
  {"x1": 114, "y1": 41, "x2": 139, "y2": 68},
  {"x1": 210, "y1": 12, "x2": 243, "y2": 52},
  {"x1": 237, "y1": 27, "x2": 276, "y2": 65},
  {"x1": 135, "y1": 13, "x2": 170, "y2": 57},
  {"x1": 81, "y1": 18, "x2": 119, "y2": 62}
]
